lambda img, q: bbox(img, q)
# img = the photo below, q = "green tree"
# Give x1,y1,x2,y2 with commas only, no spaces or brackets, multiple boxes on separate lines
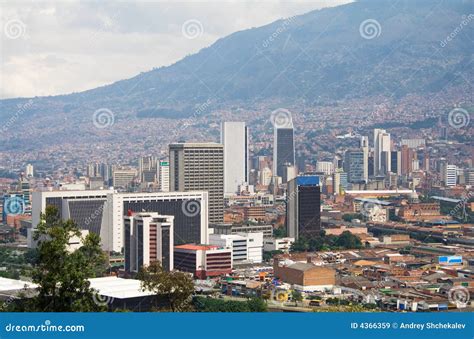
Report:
10,206,108,312
291,290,303,306
273,228,287,238
138,261,194,312
336,231,362,249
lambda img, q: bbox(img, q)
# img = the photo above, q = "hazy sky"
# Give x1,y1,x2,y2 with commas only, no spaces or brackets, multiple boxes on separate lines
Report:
0,1,351,99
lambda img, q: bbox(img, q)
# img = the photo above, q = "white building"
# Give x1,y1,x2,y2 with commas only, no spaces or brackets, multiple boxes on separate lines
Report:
25,164,34,177
209,232,263,264
159,160,170,192
316,161,334,175
30,190,209,252
263,237,295,253
374,129,391,176
444,165,457,187
221,122,249,195
260,167,272,186
112,169,137,188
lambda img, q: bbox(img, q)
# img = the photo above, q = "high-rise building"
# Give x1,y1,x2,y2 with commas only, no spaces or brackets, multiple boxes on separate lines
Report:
124,212,174,273
221,122,249,195
287,176,321,239
259,167,272,186
30,190,209,251
139,156,158,184
332,171,348,195
344,150,367,183
112,169,137,188
25,164,34,178
401,145,416,175
444,165,457,187
316,161,334,175
390,151,402,175
374,129,391,176
169,143,224,224
360,136,369,181
159,160,170,192
273,120,295,182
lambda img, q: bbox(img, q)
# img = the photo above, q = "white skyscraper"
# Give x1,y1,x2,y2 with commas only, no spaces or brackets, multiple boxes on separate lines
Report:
444,165,457,187
159,160,170,192
360,136,369,182
221,122,249,194
374,129,391,176
25,164,34,177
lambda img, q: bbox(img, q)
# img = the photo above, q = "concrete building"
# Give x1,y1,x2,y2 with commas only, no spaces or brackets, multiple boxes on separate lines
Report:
444,165,457,187
316,161,334,175
169,143,224,224
273,257,336,292
263,237,294,253
25,164,34,177
139,156,158,185
113,169,137,188
221,122,249,195
124,212,174,272
30,190,209,252
211,223,273,238
287,176,321,239
344,149,367,183
332,171,348,195
374,129,391,176
159,160,170,192
259,167,272,186
174,244,232,279
209,232,263,264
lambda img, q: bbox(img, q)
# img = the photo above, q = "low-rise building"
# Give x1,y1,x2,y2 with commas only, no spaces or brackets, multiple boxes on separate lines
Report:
174,244,232,279
209,232,264,264
263,237,295,253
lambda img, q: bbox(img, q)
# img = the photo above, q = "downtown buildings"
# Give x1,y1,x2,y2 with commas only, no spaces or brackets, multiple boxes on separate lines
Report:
29,189,209,252
273,117,295,182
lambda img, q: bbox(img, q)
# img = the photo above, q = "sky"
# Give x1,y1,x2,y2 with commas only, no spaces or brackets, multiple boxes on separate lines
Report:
0,0,351,99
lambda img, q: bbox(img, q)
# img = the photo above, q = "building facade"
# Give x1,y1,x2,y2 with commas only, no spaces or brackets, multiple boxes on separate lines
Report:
124,212,174,273
169,143,224,224
221,122,249,195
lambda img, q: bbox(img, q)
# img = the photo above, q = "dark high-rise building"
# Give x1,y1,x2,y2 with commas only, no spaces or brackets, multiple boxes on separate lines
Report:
287,176,321,239
273,122,295,181
390,151,401,175
343,150,367,183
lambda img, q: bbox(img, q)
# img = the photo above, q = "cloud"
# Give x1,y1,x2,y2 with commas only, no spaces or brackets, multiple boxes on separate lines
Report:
0,0,351,99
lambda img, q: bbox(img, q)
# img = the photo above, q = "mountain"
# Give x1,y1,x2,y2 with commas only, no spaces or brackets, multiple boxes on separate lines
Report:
1,0,473,126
